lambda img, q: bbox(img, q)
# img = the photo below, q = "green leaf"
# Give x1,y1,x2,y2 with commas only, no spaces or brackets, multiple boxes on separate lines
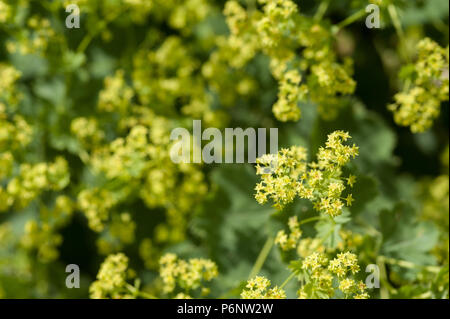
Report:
315,218,341,249
380,203,439,266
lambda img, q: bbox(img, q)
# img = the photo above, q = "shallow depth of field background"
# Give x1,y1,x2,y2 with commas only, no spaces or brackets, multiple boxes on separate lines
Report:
0,0,449,299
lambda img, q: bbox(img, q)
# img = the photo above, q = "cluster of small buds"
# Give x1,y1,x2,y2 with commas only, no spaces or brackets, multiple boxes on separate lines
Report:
275,216,302,251
299,251,369,299
298,253,334,299
62,0,153,24
0,115,33,153
0,1,11,23
98,70,134,114
255,131,358,217
167,0,211,32
90,125,150,180
77,112,207,241
159,253,218,296
255,146,308,209
305,131,358,217
70,117,105,148
132,37,224,127
217,0,356,122
73,102,208,242
77,188,117,232
21,220,62,263
328,252,360,277
223,1,248,36
338,278,368,297
297,230,363,258
2,157,70,212
297,237,326,258
256,0,298,55
308,58,356,119
1,65,32,156
90,253,134,299
272,70,307,122
6,15,57,56
389,38,449,133
240,276,286,299
302,252,330,272
336,230,364,252
0,152,13,180
0,63,22,109
316,131,359,170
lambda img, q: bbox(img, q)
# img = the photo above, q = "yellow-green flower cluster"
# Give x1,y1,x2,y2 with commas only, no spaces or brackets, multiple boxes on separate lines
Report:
6,15,57,56
275,216,302,251
216,0,356,122
0,152,13,181
60,2,218,248
272,70,307,122
90,253,134,299
327,251,360,277
167,0,210,32
0,63,22,109
133,37,224,127
0,65,31,159
70,117,105,149
61,0,153,26
297,230,364,258
76,110,208,241
159,253,218,296
90,125,150,180
0,1,12,23
255,131,358,216
297,237,326,258
77,188,117,232
389,38,449,132
21,220,63,263
2,157,70,212
0,115,33,153
255,146,308,209
298,251,368,299
98,70,134,114
241,276,286,299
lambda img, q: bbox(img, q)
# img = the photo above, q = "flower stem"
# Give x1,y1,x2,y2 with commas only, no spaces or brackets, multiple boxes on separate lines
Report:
333,8,366,34
387,4,410,63
248,236,274,279
314,0,330,21
378,255,441,273
126,284,158,299
298,216,323,226
280,272,296,289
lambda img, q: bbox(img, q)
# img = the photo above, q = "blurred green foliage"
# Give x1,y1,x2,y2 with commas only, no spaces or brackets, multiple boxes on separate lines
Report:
0,0,448,299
